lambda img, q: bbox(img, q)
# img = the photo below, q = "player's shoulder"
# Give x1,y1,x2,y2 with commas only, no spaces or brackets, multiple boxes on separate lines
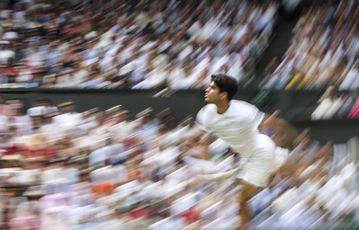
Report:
198,104,217,115
230,100,258,111
196,104,216,124
196,104,217,131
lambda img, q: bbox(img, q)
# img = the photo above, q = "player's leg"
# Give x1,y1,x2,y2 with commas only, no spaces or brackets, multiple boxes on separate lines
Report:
235,135,280,229
235,179,262,230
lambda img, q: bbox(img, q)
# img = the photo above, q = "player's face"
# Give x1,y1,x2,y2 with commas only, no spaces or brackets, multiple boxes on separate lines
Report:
205,82,222,103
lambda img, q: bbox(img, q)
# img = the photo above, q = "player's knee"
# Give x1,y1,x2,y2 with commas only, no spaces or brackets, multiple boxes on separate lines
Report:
236,180,261,202
237,191,254,204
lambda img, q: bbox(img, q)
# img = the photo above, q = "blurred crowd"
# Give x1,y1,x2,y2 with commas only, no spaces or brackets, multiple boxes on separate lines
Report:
0,0,277,89
0,98,358,229
262,1,358,90
0,0,358,229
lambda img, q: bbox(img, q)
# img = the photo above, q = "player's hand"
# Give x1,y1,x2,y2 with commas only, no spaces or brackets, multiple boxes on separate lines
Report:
192,174,210,184
186,175,205,188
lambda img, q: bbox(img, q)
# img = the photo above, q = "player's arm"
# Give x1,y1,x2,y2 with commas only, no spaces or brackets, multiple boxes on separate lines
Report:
259,111,299,149
196,129,216,145
258,111,279,133
195,107,217,145
197,167,241,183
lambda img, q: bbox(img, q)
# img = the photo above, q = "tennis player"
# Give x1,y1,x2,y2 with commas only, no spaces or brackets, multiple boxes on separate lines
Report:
196,74,295,229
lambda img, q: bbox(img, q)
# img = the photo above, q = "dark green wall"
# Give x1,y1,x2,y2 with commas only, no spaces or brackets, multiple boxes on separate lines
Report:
1,89,357,143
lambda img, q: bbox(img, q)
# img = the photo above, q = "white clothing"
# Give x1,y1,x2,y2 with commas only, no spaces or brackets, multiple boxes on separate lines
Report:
53,112,81,128
0,115,32,135
0,49,15,64
196,100,265,157
196,100,287,186
72,69,89,85
55,74,74,88
132,69,166,89
339,67,359,91
90,165,127,185
167,68,190,89
14,115,33,135
311,98,333,120
27,106,46,117
16,70,33,83
3,31,18,40
39,123,66,142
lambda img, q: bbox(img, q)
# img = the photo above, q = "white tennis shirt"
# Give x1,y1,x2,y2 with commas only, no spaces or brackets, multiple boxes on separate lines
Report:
196,100,266,158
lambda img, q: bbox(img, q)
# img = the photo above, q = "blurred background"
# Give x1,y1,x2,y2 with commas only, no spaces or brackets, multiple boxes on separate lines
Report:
0,0,358,229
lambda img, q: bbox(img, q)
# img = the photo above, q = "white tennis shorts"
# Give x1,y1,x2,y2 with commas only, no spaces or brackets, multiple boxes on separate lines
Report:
237,134,288,187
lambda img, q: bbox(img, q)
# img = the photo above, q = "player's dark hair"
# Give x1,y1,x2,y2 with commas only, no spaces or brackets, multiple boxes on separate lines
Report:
211,74,238,101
